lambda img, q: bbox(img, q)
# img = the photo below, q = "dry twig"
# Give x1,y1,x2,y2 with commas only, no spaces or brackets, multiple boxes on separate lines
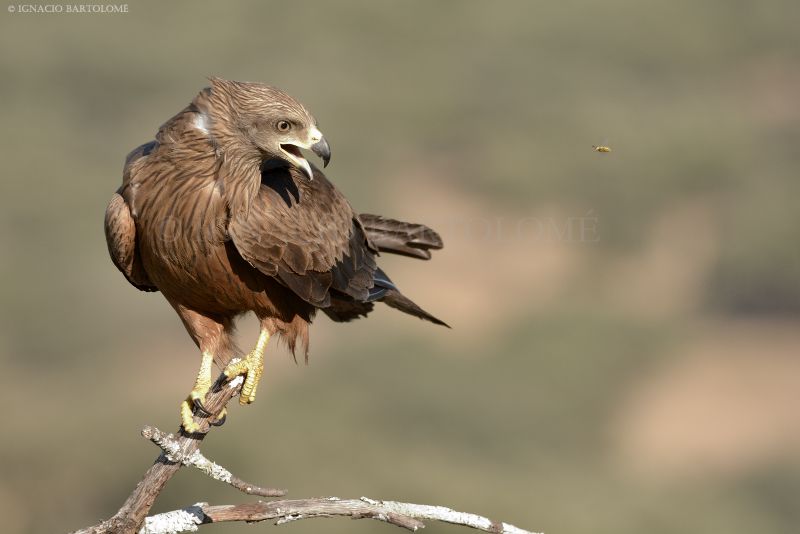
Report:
69,371,539,534
141,425,286,497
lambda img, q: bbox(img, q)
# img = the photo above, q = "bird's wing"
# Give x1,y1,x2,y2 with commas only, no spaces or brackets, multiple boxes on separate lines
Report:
104,191,157,292
104,140,159,292
358,214,443,259
228,166,377,308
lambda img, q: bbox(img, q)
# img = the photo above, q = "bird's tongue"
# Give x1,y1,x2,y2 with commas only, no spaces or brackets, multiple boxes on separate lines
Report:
280,144,303,158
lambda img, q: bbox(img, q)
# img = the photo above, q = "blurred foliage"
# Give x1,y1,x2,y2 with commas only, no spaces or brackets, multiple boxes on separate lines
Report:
1,1,799,534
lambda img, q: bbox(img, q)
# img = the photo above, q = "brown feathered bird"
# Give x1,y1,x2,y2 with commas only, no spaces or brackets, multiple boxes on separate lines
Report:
105,78,447,433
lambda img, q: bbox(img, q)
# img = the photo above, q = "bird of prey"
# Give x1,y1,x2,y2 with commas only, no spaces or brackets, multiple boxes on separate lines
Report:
105,78,447,433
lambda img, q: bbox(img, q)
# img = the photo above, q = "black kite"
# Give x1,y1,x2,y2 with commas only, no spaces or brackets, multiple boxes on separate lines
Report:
104,78,446,432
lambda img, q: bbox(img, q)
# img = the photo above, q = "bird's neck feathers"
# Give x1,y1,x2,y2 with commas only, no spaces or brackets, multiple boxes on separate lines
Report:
190,87,263,219
218,151,262,220
191,88,250,159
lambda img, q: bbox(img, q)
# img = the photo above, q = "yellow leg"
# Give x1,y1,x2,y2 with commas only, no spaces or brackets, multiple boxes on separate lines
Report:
180,351,219,433
224,329,270,406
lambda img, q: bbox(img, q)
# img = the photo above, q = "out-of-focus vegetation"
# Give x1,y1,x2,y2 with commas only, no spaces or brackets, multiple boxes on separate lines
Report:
1,2,799,533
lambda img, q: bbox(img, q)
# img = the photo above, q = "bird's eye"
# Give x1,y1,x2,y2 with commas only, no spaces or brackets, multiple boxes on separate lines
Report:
277,120,291,132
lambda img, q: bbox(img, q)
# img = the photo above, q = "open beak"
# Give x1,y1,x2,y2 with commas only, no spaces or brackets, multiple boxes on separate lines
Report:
279,126,331,180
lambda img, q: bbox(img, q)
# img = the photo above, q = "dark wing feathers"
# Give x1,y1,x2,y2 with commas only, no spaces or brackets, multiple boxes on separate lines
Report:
321,298,375,322
278,266,333,307
358,214,443,260
224,165,446,326
228,166,376,307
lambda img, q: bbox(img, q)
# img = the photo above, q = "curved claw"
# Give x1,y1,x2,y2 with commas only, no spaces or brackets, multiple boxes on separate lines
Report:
181,426,204,437
209,411,227,427
181,399,204,435
192,396,214,417
211,373,228,393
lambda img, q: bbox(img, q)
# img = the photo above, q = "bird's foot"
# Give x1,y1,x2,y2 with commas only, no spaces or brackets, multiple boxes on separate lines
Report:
223,349,265,406
180,397,203,434
179,352,226,433
180,395,227,434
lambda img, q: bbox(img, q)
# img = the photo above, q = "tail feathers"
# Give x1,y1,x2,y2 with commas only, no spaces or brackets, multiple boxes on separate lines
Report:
381,288,450,328
359,214,443,260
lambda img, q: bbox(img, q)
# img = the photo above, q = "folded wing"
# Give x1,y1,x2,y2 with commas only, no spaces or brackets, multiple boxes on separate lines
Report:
228,166,377,308
104,191,157,292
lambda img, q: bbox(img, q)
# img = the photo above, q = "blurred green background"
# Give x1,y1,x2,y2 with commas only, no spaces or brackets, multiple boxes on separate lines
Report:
2,1,800,533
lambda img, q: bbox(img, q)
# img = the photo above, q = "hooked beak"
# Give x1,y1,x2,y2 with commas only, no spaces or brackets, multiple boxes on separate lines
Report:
279,126,331,180
311,137,331,168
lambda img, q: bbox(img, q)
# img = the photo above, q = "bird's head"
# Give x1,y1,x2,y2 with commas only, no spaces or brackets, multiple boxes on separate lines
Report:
202,77,330,180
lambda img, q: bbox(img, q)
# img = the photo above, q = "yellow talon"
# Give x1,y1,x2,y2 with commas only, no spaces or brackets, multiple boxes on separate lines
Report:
180,351,215,433
180,329,269,431
181,398,202,433
223,329,269,406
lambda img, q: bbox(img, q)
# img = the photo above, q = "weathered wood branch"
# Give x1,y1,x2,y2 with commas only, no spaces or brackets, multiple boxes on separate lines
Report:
141,425,286,497
141,497,539,534
69,372,248,534
69,370,539,534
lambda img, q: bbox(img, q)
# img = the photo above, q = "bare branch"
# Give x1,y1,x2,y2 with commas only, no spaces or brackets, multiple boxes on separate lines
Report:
141,497,540,534
70,371,539,534
69,372,248,534
142,426,286,497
